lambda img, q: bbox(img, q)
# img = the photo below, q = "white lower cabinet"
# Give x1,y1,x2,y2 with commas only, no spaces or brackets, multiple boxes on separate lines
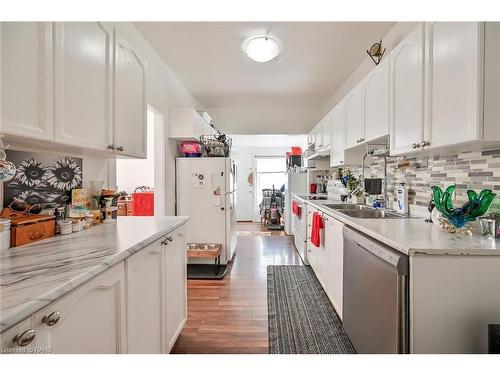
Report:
165,227,188,352
125,239,165,354
31,262,126,354
1,319,34,354
125,226,187,354
2,224,187,354
305,207,344,320
323,214,344,320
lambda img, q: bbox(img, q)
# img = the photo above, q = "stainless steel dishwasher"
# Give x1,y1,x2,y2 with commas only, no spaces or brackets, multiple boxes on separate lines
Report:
343,226,409,353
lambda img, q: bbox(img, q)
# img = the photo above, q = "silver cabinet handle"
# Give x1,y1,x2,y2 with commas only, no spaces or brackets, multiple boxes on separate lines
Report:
420,141,430,147
13,329,36,346
340,160,344,164
116,146,124,152
412,143,421,149
161,239,168,246
42,311,60,327
107,144,116,150
166,236,173,242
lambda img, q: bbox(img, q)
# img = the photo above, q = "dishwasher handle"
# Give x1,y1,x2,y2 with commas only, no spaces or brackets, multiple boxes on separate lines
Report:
343,226,409,275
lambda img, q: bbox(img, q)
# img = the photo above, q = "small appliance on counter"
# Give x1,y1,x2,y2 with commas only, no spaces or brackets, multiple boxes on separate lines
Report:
394,182,408,215
327,180,350,201
479,214,500,239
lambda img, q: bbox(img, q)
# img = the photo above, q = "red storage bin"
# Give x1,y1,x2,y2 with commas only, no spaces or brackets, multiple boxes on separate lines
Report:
131,192,154,216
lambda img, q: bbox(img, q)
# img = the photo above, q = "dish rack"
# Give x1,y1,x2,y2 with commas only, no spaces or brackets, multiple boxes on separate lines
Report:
199,135,232,157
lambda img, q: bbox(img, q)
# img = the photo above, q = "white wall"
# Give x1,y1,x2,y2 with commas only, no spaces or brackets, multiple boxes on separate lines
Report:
321,22,420,117
206,106,322,134
116,111,156,194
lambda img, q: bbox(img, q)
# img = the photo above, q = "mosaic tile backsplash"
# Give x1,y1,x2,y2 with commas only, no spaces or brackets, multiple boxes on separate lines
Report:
356,149,500,209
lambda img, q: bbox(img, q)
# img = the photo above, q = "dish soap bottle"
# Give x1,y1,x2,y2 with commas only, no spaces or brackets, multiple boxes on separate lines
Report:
395,183,408,215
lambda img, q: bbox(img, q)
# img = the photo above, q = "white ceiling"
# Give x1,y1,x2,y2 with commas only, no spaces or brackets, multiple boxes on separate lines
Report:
134,22,395,132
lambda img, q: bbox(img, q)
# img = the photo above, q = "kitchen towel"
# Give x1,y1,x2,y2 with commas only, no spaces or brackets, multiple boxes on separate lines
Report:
310,212,324,247
292,200,301,216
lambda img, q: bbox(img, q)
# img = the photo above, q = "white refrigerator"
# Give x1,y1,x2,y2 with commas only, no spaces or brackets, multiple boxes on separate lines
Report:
176,157,237,264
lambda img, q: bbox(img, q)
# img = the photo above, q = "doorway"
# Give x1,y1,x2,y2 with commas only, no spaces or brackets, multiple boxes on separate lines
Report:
232,153,254,221
254,157,287,223
116,105,165,216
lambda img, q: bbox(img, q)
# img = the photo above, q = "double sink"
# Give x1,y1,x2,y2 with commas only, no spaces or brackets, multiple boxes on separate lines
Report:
321,203,407,219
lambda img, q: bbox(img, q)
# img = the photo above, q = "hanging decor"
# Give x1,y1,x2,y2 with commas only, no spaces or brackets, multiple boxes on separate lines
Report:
366,40,386,65
4,150,83,208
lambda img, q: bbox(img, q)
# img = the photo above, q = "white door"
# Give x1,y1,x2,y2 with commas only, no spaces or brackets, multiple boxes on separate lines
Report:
1,22,53,140
324,215,344,320
114,32,147,158
125,239,164,353
164,226,187,352
364,56,390,141
426,22,482,149
233,154,254,221
330,102,346,167
31,263,126,354
53,22,112,151
390,24,425,155
344,82,364,148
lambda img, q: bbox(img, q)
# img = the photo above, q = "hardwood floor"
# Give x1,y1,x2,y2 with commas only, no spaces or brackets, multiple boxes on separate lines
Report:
171,222,303,354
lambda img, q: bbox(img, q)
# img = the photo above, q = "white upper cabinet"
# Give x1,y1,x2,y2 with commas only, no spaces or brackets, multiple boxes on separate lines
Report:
114,31,147,158
169,108,215,140
321,111,332,149
53,22,112,150
344,82,364,149
390,23,425,155
425,22,483,149
363,56,390,142
1,22,53,140
330,101,346,167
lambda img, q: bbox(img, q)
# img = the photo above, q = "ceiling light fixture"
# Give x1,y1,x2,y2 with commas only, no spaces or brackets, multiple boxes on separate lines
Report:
243,36,280,63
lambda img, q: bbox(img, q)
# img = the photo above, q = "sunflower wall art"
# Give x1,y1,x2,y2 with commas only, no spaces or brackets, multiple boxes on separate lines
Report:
3,150,83,207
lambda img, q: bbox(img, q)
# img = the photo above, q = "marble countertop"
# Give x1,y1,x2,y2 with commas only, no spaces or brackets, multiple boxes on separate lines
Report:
293,194,500,256
0,216,189,333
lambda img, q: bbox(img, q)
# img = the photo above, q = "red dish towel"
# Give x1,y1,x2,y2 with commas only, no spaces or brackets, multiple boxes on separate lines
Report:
292,200,301,216
311,212,324,248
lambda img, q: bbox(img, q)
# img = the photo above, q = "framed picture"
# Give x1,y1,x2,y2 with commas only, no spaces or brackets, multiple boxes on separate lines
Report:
4,150,83,207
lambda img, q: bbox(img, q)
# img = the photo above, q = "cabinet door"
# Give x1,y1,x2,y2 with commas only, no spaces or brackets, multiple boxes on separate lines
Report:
390,24,425,155
322,112,332,148
324,215,344,320
364,57,390,141
344,83,364,148
306,207,316,269
0,319,34,354
164,226,187,352
330,102,346,167
125,239,164,353
0,22,53,140
426,22,482,149
314,123,323,149
114,32,147,158
53,22,112,150
31,263,126,354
